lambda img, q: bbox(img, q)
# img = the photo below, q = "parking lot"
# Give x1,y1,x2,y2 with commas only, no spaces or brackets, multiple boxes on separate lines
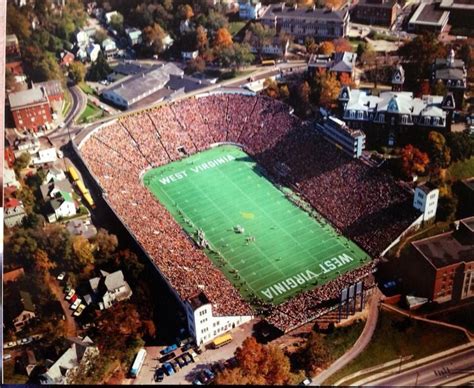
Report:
132,319,258,385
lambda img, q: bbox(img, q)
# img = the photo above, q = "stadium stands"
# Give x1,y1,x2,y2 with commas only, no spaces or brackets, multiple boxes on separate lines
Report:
79,93,418,332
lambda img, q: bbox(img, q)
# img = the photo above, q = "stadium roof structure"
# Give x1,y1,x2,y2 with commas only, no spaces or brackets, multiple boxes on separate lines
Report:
412,216,474,269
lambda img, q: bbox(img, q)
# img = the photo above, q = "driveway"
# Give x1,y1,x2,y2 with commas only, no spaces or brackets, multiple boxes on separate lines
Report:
48,278,78,337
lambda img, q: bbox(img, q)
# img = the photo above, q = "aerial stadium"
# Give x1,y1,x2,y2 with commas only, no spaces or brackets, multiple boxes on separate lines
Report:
76,91,422,343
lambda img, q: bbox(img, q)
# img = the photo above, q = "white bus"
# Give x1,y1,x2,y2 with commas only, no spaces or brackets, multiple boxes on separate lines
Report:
130,348,147,378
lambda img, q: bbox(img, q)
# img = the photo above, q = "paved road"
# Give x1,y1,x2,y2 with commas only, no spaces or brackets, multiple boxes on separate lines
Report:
367,347,474,386
48,277,79,337
311,289,382,386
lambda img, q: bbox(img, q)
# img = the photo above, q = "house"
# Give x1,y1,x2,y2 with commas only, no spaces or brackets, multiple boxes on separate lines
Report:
400,216,474,304
48,191,77,221
431,49,467,108
259,3,350,42
407,1,450,34
43,167,67,184
41,336,99,384
338,87,455,145
105,10,119,25
9,291,36,332
4,167,21,189
413,184,439,221
6,34,20,58
391,64,405,91
59,51,75,67
89,270,133,309
8,87,53,131
101,38,118,59
4,267,25,283
352,0,400,27
185,292,253,346
125,28,142,46
308,51,357,80
40,178,74,202
66,219,98,239
86,43,102,62
32,148,59,165
14,137,40,158
5,61,27,88
34,80,64,112
239,0,263,20
75,30,90,47
4,198,27,228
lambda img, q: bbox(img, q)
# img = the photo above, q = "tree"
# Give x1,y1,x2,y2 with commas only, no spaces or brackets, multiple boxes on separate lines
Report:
109,13,124,33
205,10,228,32
446,132,473,162
14,152,31,173
400,144,430,178
69,61,86,84
298,332,330,375
319,72,341,108
143,23,167,55
7,4,31,41
263,78,280,99
92,228,118,259
427,131,451,170
233,43,254,68
458,43,471,69
318,41,335,55
213,27,233,49
186,56,206,74
431,80,447,96
297,81,311,107
37,225,72,265
248,22,275,57
279,84,290,100
5,229,38,269
437,194,458,222
333,38,352,53
356,42,366,60
87,52,112,82
94,30,108,45
305,37,318,54
178,4,194,20
72,236,95,269
33,249,56,276
339,72,354,87
196,25,209,53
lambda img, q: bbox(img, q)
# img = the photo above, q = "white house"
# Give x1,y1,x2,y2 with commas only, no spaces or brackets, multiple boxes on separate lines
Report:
125,28,142,46
4,167,21,189
32,148,58,165
101,38,117,58
75,30,90,47
89,270,133,310
43,167,67,184
4,198,27,228
87,43,101,62
239,0,262,19
184,292,253,346
49,191,76,221
413,184,439,221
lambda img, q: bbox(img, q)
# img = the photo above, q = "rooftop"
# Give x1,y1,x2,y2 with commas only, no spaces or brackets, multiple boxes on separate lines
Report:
439,0,474,10
8,87,49,109
409,1,450,26
357,0,397,8
261,3,348,22
35,80,63,97
412,216,474,268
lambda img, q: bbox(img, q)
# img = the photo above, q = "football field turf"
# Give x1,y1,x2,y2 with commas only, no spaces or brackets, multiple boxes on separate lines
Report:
143,145,370,305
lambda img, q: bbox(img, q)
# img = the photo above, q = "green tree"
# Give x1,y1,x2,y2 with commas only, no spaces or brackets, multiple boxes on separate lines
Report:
204,10,228,32
69,61,86,84
109,13,124,33
305,37,318,54
248,22,275,57
437,194,458,222
6,4,31,41
298,332,330,375
14,152,31,173
94,30,109,45
446,132,473,162
37,225,72,266
72,236,95,269
92,228,118,259
5,228,38,269
87,52,112,81
427,131,451,171
431,80,447,96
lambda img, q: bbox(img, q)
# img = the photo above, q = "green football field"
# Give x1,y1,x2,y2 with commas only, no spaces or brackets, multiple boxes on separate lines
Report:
143,145,370,305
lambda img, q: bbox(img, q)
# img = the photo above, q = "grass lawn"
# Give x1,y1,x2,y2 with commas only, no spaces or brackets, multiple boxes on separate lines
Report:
229,21,246,36
78,102,106,124
429,302,474,333
323,309,469,385
322,321,365,362
78,81,95,95
448,156,474,181
218,69,255,82
62,89,72,117
143,145,370,305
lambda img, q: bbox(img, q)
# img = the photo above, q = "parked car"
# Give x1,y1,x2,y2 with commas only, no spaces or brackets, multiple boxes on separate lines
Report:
163,362,174,376
199,371,210,384
193,346,203,355
69,294,78,304
73,304,86,316
64,285,72,294
3,354,12,361
192,378,203,385
160,344,178,355
176,356,186,368
20,338,29,345
65,289,75,301
190,350,199,362
154,368,164,382
170,359,180,373
71,298,82,310
299,378,312,385
159,352,176,364
203,368,215,381
4,341,16,349
182,342,193,351
183,353,193,364
57,272,66,280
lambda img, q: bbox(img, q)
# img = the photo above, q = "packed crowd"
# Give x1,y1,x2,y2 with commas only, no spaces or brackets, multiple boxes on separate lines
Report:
79,93,418,331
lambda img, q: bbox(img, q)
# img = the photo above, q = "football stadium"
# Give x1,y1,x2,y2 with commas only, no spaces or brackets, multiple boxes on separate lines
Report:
143,145,370,305
77,92,420,335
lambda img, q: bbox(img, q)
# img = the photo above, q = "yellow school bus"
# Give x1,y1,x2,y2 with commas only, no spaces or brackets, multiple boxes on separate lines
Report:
68,166,79,181
261,59,276,66
83,192,95,208
212,333,232,349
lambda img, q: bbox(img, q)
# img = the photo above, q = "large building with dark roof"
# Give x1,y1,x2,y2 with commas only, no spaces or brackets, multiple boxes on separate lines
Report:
407,0,450,34
259,3,349,42
402,217,474,304
352,0,400,27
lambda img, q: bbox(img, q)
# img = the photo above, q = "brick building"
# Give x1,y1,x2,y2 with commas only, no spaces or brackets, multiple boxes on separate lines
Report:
8,87,53,131
353,0,400,27
259,3,349,42
401,217,474,304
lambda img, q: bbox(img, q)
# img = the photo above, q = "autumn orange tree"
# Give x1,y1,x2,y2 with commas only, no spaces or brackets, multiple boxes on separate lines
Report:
400,144,430,179
318,72,341,108
318,41,335,55
215,337,296,385
297,331,330,376
213,27,233,49
333,38,352,53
